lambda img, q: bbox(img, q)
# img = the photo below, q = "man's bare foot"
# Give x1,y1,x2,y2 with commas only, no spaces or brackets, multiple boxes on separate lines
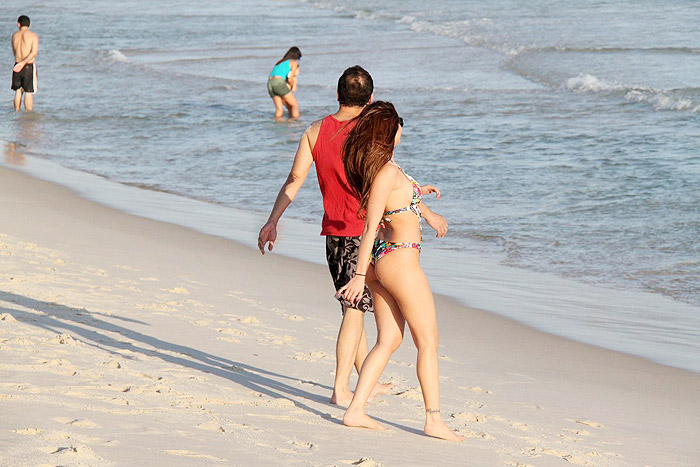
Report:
368,381,394,401
330,389,353,407
343,408,388,431
425,417,465,442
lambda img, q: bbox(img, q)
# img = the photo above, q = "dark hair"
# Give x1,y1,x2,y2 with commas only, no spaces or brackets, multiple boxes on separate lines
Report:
276,46,302,65
337,66,373,107
343,101,401,216
18,16,30,27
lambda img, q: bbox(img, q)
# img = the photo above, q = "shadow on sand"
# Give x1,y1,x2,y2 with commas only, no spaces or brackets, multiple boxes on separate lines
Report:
0,290,418,434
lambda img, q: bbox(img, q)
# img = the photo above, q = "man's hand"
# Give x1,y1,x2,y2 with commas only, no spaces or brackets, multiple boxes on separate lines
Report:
423,210,448,238
257,221,278,255
420,184,441,199
13,63,24,73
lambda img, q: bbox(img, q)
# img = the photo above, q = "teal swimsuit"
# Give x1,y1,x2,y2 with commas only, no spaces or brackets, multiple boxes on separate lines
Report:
268,60,293,98
371,166,423,264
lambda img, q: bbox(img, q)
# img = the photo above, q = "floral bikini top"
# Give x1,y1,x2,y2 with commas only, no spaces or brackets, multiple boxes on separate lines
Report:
382,164,422,222
371,164,423,264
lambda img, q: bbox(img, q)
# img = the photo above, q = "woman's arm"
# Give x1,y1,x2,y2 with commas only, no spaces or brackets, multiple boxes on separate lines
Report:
338,164,396,304
287,60,299,92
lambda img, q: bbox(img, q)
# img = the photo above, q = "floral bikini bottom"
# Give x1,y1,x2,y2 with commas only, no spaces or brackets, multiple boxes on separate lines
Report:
370,239,422,264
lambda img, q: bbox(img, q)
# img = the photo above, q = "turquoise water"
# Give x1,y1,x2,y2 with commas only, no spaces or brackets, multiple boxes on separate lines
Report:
1,0,699,371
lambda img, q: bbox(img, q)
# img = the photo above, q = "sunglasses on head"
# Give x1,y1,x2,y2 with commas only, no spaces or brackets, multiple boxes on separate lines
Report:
398,117,404,127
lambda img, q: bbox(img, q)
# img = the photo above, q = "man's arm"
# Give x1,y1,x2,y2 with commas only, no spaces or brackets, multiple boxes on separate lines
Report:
257,126,315,254
421,202,448,238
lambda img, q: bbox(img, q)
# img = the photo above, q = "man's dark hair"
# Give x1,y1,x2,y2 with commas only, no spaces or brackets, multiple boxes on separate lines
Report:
337,66,373,107
17,16,30,27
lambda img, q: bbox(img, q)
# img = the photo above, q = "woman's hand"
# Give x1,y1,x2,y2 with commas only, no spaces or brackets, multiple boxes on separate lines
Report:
420,184,441,199
337,275,366,305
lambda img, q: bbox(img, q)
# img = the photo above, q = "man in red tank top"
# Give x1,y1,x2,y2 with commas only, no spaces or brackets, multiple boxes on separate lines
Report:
258,66,448,406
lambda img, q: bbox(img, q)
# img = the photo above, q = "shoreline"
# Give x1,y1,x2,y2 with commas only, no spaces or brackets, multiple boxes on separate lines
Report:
2,147,700,374
1,163,700,465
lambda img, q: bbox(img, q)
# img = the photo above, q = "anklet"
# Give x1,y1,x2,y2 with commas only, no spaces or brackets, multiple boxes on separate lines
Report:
426,408,440,414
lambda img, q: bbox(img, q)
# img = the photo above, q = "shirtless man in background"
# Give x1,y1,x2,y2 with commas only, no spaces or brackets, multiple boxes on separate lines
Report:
11,15,39,111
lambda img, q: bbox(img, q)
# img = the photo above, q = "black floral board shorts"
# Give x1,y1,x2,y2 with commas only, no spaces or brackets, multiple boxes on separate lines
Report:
325,235,373,313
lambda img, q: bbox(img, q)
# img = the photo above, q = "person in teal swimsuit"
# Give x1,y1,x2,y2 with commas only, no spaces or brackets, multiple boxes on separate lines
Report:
267,46,301,119
338,101,464,442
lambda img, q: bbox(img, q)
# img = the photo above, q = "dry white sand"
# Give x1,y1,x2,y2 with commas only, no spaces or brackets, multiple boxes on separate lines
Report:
1,166,699,467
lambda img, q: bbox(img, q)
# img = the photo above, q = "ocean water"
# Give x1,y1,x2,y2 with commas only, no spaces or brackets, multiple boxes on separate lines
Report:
1,0,699,371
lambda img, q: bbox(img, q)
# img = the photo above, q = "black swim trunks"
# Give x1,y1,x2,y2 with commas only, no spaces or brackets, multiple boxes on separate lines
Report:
325,235,373,313
11,63,37,93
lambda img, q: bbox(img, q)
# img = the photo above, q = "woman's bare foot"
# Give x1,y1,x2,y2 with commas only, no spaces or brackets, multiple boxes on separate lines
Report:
343,408,388,431
424,413,465,442
368,381,394,401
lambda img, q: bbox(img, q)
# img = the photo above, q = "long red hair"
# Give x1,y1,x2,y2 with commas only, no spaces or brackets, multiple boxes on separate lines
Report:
343,101,401,217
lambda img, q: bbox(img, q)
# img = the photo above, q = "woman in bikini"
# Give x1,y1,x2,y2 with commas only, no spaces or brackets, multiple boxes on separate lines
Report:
338,101,464,442
267,46,301,119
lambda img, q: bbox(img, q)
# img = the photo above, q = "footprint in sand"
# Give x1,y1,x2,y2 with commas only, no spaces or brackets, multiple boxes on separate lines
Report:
394,387,423,401
102,360,123,369
193,319,213,326
140,302,177,313
573,419,603,428
68,419,100,428
48,444,104,462
165,287,190,294
255,331,295,345
13,428,44,435
457,429,495,440
291,350,331,362
452,411,486,423
196,421,225,433
510,422,530,432
504,462,535,467
340,458,384,467
217,336,240,344
217,328,246,336
163,450,226,462
562,451,612,465
52,334,79,346
238,316,261,325
563,428,592,437
458,385,493,394
290,440,316,450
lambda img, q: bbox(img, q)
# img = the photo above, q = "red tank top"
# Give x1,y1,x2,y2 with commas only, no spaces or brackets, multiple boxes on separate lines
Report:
312,115,364,236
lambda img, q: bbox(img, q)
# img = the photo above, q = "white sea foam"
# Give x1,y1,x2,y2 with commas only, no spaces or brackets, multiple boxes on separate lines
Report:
567,74,700,112
566,74,626,93
625,90,696,111
108,49,128,63
399,17,524,57
303,0,392,21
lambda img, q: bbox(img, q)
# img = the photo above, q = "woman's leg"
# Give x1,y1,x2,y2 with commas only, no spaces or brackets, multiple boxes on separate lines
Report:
272,96,285,119
343,271,405,430
375,249,464,441
282,92,299,119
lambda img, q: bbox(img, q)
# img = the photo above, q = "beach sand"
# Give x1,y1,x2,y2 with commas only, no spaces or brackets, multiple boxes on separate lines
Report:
1,165,699,467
